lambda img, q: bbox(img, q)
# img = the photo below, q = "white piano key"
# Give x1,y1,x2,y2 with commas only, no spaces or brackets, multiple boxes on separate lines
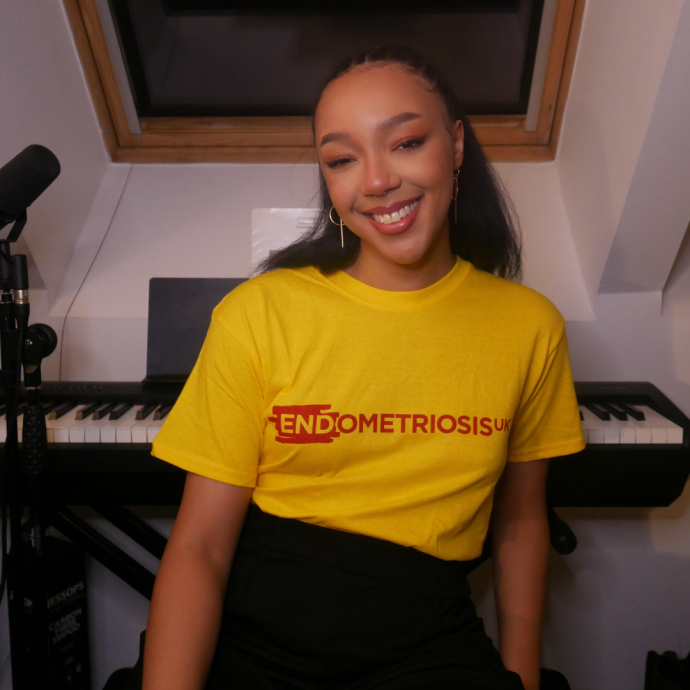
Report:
52,408,91,444
583,406,621,443
67,405,97,443
626,405,667,444
116,405,145,443
84,417,110,443
131,417,156,444
635,405,684,444
580,407,605,444
607,414,638,444
101,407,139,444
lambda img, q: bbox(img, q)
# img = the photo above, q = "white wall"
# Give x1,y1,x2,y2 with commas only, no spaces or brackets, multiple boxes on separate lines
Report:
557,0,685,299
0,0,109,305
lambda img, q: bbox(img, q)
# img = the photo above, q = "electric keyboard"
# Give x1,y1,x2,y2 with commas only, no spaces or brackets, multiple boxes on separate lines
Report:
2,381,689,508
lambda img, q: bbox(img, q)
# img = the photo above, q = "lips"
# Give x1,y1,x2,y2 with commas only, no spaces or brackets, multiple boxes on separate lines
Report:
363,196,423,235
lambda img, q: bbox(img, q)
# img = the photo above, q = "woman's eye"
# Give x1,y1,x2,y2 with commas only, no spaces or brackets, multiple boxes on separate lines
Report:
326,157,354,169
396,137,425,151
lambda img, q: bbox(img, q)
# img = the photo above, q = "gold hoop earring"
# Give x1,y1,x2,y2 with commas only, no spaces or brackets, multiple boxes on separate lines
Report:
452,169,460,223
329,205,344,248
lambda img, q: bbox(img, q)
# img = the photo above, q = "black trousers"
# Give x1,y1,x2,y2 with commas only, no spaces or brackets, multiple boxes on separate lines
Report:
205,503,524,689
127,503,525,690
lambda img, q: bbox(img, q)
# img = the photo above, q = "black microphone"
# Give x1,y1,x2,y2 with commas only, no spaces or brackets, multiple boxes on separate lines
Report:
0,145,61,221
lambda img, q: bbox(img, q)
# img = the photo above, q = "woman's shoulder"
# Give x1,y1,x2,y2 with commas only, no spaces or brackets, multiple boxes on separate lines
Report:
467,267,565,334
212,267,322,323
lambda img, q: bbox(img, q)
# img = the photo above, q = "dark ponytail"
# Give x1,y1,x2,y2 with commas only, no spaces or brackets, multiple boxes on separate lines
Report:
259,45,522,281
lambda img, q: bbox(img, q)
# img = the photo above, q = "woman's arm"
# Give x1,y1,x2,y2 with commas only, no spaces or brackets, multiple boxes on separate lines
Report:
142,472,253,690
491,457,551,690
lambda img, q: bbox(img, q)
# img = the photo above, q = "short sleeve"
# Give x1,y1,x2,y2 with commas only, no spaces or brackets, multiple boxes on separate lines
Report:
507,327,585,463
151,314,264,486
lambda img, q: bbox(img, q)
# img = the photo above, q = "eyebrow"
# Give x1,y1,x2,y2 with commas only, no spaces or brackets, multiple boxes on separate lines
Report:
319,112,423,147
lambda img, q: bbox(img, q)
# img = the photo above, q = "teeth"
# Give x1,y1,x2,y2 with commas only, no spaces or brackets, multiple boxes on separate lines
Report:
372,199,419,225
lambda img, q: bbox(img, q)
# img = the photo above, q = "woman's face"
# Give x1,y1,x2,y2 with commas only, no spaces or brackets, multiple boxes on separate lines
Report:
315,63,464,271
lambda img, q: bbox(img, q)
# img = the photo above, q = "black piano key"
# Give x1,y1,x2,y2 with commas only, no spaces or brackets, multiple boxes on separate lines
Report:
136,403,158,421
0,405,5,416
49,402,78,420
76,402,101,420
579,409,583,420
153,404,172,421
93,402,117,420
585,403,610,421
615,402,646,421
600,403,627,421
41,401,61,416
109,403,134,421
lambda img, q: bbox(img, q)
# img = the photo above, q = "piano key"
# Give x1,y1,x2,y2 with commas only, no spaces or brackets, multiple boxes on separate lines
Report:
116,406,146,443
84,416,110,443
600,402,627,421
635,406,684,444
110,402,134,421
584,403,611,421
49,402,78,420
69,406,100,443
75,402,101,420
147,407,171,443
42,401,61,416
580,407,616,443
101,407,139,443
93,402,117,420
614,402,646,421
153,404,173,421
131,417,157,443
136,403,158,421
52,408,90,443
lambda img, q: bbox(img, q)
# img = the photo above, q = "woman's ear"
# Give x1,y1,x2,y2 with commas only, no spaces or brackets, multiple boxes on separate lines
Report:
453,120,464,169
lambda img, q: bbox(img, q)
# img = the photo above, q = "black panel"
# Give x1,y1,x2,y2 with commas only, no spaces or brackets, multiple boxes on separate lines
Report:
146,277,246,381
162,0,520,13
108,0,544,117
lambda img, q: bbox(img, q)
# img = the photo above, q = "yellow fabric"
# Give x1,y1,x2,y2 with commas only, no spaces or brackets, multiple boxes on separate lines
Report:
152,257,585,561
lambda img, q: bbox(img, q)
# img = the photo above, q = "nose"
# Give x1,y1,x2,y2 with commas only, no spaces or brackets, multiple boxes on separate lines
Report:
360,153,401,198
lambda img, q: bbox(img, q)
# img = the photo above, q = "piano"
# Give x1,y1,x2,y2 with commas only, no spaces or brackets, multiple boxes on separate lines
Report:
2,380,689,509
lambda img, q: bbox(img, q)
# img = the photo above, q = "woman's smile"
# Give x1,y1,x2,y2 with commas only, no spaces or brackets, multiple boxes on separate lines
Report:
360,196,423,235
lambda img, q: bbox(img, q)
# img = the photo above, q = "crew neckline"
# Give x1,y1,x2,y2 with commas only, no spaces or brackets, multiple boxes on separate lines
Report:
311,256,472,311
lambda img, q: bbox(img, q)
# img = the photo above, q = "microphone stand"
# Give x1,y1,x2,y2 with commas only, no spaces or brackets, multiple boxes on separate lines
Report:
0,219,57,690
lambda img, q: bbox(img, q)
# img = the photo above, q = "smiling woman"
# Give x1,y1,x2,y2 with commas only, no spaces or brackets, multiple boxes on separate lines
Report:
139,45,585,690
259,46,522,286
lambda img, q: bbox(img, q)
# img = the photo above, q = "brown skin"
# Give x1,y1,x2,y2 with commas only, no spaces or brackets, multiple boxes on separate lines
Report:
143,63,547,690
142,475,253,690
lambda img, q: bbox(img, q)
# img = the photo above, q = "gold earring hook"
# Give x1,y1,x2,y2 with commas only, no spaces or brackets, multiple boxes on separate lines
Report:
329,205,344,248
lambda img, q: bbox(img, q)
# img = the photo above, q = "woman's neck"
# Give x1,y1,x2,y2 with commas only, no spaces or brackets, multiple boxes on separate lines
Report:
344,235,456,292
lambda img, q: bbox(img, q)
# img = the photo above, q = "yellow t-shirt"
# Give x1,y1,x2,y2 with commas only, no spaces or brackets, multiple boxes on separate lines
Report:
152,257,585,561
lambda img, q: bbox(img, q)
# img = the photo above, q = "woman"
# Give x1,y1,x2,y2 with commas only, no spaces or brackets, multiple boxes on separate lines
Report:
142,46,585,690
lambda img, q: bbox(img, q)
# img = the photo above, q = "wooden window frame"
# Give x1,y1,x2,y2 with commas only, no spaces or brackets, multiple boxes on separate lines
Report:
64,0,585,164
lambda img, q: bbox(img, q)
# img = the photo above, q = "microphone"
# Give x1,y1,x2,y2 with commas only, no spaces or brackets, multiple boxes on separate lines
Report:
0,145,61,222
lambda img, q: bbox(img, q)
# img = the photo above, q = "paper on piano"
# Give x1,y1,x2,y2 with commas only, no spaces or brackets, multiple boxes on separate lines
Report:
251,208,319,271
